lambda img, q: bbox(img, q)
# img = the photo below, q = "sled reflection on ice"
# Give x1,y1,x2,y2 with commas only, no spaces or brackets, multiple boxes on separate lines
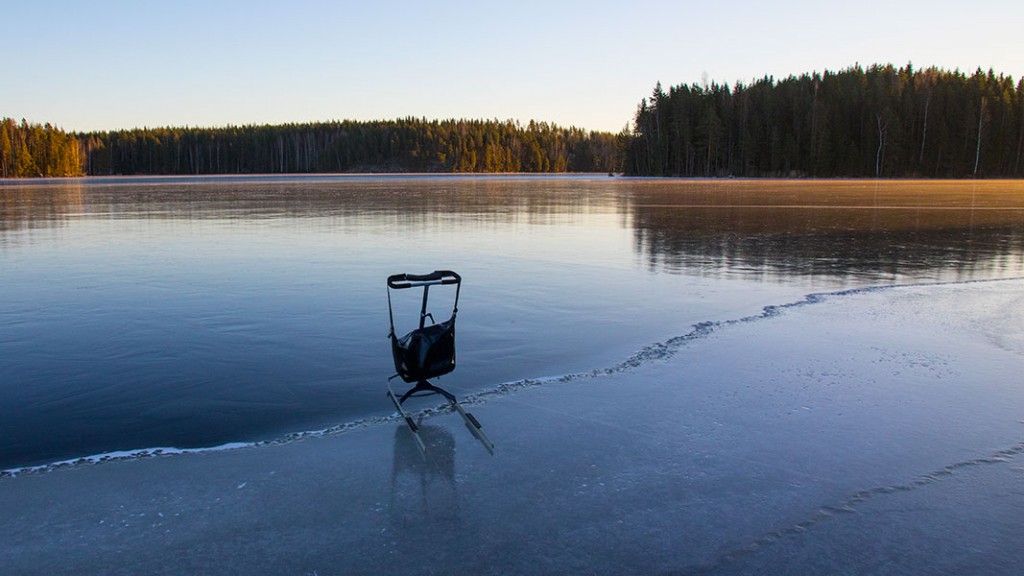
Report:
389,420,459,529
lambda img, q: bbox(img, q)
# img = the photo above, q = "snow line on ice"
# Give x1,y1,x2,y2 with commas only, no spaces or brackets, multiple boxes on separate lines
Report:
0,407,467,479
0,443,253,479
682,440,1024,575
4,277,1020,479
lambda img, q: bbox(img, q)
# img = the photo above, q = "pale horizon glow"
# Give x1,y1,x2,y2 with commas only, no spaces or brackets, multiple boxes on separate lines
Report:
4,0,1023,134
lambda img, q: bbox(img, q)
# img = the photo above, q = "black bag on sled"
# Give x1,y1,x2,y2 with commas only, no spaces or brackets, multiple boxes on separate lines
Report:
391,317,456,383
387,270,461,383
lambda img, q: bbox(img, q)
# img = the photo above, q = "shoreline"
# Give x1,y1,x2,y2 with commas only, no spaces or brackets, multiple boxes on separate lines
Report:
4,173,1024,185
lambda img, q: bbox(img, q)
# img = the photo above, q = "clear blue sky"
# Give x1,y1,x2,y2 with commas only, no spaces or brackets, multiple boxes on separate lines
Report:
4,0,1022,134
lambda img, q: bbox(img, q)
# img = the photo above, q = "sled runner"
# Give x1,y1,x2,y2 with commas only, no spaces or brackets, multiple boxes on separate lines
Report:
386,270,493,454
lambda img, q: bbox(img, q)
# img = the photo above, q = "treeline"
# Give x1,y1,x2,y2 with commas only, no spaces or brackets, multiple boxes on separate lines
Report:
0,118,83,177
623,64,1024,178
78,118,618,175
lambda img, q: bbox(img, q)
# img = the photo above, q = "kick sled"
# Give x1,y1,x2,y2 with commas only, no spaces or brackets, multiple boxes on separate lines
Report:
386,270,493,454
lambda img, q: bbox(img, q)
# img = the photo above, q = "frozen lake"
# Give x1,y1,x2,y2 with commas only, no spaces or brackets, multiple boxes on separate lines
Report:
1,277,1022,575
2,176,1024,470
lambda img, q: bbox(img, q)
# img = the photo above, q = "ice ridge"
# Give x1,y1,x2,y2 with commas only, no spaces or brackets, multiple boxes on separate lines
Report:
466,282,906,399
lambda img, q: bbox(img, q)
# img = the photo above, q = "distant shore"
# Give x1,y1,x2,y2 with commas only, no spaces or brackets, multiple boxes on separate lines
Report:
5,172,1024,184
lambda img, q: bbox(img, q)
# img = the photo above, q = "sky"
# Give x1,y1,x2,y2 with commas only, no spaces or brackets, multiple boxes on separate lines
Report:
3,0,1023,134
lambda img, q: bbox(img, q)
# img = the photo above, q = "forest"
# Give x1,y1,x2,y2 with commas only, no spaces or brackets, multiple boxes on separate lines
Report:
0,118,83,177
0,117,617,177
622,64,1024,178
77,118,620,175
4,63,1024,179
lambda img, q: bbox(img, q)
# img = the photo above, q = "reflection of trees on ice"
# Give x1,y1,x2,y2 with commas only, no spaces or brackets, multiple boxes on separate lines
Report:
389,421,459,530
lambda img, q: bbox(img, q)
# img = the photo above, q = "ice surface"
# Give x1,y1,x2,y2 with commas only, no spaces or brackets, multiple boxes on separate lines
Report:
2,280,1023,575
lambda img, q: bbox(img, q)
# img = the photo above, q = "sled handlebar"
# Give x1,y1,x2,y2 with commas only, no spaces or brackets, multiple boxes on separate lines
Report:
387,270,461,289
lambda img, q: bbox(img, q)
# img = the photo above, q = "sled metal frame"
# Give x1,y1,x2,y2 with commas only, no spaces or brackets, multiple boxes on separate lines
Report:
386,271,494,454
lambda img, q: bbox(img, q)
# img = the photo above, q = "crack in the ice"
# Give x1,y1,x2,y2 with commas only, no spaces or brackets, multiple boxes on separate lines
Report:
470,284,894,398
681,441,1024,575
472,278,1021,401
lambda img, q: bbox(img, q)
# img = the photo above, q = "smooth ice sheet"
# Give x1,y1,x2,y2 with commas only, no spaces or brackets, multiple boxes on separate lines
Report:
2,280,1022,575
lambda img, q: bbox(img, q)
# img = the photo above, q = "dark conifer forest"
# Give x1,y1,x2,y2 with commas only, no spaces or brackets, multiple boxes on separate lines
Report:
4,63,1024,178
76,118,619,176
622,64,1024,178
